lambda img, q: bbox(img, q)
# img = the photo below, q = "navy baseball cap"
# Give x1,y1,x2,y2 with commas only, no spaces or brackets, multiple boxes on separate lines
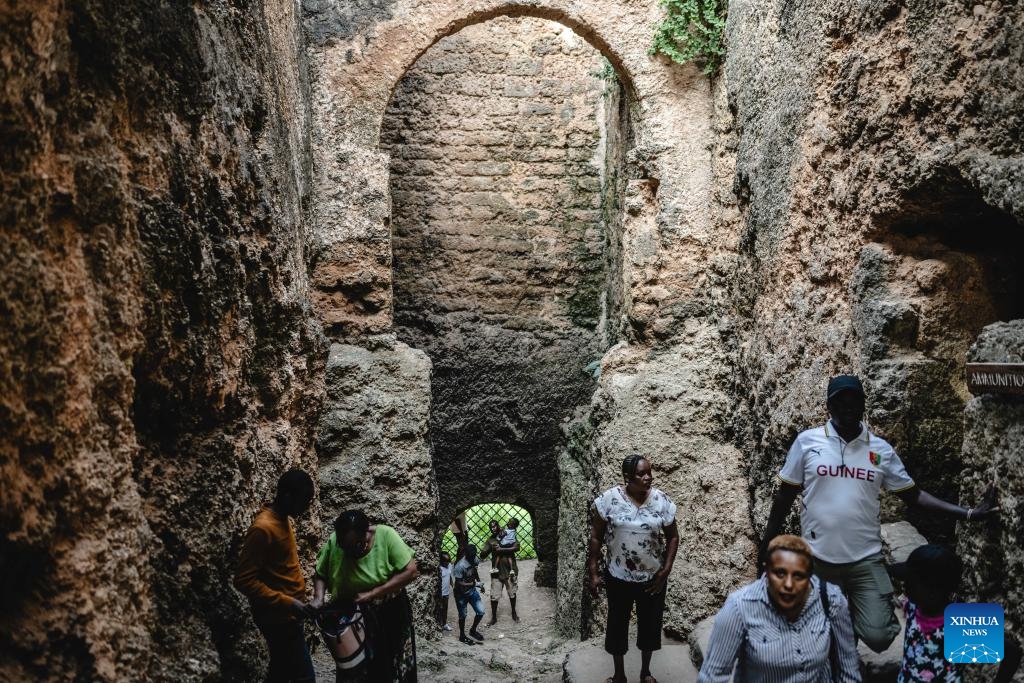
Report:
827,375,864,400
889,543,962,593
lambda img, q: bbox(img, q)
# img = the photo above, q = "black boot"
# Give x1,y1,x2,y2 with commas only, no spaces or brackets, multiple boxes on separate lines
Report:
489,599,498,625
458,617,475,645
469,614,485,641
510,596,520,622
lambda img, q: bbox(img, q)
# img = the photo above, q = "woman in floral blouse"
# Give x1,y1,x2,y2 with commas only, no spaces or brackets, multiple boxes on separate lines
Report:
587,454,679,683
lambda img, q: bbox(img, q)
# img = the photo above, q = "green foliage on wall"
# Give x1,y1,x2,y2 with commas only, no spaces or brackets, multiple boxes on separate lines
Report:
650,0,727,75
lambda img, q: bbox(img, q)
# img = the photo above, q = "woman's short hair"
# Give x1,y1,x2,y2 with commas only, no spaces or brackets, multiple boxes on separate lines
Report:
621,453,647,478
334,509,370,538
767,534,813,561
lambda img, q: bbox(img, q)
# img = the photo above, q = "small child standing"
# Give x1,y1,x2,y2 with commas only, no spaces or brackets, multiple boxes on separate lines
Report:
891,543,1020,683
437,552,453,632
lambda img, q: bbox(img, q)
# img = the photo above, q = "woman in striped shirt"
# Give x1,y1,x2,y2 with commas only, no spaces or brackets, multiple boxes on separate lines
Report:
698,535,861,682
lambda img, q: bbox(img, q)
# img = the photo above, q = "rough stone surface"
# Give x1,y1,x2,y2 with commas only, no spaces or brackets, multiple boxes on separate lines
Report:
559,330,756,640
303,0,724,642
303,0,716,342
564,637,697,683
6,0,1023,677
959,320,1024,679
687,616,715,672
879,520,928,564
726,0,1024,554
399,559,577,683
317,339,439,624
382,18,609,585
1,1,325,681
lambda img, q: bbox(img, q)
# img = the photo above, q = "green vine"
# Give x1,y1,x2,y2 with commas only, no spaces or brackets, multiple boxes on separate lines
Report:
649,0,727,76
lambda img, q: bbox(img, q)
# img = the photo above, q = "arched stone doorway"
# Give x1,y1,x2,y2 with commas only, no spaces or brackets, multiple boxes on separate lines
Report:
381,15,630,586
308,0,721,637
442,502,539,560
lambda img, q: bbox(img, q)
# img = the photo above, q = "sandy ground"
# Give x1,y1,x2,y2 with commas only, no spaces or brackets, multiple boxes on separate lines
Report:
312,559,581,683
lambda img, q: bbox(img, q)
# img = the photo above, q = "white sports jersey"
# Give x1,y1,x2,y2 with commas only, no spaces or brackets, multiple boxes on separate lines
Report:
779,421,915,563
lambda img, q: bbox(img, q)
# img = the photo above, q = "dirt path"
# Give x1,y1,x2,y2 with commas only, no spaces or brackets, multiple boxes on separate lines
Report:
313,559,578,682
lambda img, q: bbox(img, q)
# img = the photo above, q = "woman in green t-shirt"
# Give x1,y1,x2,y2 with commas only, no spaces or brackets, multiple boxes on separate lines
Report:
312,510,419,683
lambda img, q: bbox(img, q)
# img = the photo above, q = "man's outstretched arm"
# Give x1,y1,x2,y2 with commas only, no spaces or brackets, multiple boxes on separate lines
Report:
896,480,999,521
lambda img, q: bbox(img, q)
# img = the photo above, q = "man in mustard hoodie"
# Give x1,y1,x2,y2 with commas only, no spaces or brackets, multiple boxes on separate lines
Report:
234,468,316,682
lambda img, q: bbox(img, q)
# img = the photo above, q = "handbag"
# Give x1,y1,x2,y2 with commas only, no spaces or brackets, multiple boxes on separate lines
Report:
317,602,369,671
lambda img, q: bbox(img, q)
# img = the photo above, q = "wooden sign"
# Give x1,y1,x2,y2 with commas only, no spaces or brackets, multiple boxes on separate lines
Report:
966,363,1024,396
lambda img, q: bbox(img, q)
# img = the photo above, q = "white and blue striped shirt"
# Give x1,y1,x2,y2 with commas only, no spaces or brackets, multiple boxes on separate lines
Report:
698,576,861,682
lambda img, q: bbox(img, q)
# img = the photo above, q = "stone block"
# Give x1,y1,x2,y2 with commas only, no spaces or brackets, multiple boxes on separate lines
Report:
880,520,928,564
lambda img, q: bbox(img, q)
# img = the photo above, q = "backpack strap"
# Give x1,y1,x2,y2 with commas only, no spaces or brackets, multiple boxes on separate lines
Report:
819,578,839,681
820,576,831,615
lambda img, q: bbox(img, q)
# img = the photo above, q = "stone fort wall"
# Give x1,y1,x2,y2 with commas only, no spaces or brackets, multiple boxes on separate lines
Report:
724,0,1024,654
383,17,609,586
2,0,1022,679
1,0,324,680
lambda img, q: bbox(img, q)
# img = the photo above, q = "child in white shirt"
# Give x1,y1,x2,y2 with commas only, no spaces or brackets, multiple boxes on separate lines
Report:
499,518,519,551
437,552,453,631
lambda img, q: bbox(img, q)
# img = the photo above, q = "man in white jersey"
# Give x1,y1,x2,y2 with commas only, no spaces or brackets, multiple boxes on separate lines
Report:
760,375,998,652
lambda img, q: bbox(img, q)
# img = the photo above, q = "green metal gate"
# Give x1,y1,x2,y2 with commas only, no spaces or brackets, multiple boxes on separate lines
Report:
441,502,536,559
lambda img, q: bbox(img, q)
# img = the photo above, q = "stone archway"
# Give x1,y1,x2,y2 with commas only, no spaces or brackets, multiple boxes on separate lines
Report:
382,15,628,587
307,0,727,638
303,0,715,341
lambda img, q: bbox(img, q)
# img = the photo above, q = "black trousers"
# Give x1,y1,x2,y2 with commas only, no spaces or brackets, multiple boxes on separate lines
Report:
256,620,314,683
603,571,666,655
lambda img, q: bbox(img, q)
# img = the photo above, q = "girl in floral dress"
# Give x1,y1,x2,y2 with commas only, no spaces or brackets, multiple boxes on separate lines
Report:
891,543,1019,683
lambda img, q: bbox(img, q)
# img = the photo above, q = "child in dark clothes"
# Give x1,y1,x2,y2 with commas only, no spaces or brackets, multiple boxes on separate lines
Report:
890,543,1020,683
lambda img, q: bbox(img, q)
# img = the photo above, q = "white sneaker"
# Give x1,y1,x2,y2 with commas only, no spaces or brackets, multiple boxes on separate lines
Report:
443,623,452,631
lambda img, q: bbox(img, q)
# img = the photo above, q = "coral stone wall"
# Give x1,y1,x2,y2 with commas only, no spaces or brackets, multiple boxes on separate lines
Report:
1,1,323,680
724,0,1024,590
381,17,609,583
302,0,731,642
316,340,437,623
960,321,1024,675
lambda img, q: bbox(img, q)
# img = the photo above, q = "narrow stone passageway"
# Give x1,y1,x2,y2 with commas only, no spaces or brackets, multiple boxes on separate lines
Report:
4,0,1023,680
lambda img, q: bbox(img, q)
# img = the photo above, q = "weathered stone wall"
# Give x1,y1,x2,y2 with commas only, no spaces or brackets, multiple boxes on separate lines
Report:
316,340,438,623
558,333,755,640
381,17,609,583
303,0,716,343
303,0,729,642
724,0,1024,548
960,321,1024,682
1,1,324,681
